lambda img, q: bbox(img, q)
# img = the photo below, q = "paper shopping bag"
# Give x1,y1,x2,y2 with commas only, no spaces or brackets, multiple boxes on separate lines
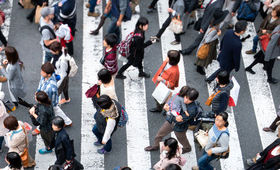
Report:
152,82,171,104
229,76,240,107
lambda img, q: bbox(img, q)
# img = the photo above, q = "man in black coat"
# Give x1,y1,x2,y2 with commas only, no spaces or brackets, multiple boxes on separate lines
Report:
205,21,247,83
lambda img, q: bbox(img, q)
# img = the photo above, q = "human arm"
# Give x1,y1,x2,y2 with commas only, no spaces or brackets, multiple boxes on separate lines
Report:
117,0,128,26
0,64,16,80
264,32,280,61
104,0,112,14
209,133,229,154
204,29,219,43
102,118,116,144
233,44,242,72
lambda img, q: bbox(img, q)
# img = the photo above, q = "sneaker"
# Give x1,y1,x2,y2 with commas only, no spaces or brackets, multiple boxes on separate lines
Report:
147,7,157,13
88,12,100,17
39,148,52,154
246,50,256,55
116,74,126,79
64,123,73,127
246,159,255,166
94,141,103,146
170,41,180,45
59,98,71,104
85,2,90,8
97,147,110,154
32,129,40,136
192,166,199,170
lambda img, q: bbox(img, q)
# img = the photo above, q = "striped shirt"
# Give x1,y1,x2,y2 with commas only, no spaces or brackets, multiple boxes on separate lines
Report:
37,74,59,106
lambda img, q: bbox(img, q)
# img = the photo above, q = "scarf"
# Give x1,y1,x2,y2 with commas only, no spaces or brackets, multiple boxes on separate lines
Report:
100,101,119,119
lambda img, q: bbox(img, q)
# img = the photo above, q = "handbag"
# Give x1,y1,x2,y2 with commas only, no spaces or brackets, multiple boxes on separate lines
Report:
178,154,187,166
23,0,35,9
193,17,202,31
20,126,29,167
169,15,183,34
237,1,258,22
35,5,44,23
260,31,280,52
194,129,209,149
197,28,218,60
152,82,171,104
205,90,221,106
100,51,116,65
85,84,100,98
212,131,230,159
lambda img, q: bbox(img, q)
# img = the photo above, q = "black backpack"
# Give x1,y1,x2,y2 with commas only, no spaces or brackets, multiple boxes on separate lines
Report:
39,25,56,49
188,101,203,126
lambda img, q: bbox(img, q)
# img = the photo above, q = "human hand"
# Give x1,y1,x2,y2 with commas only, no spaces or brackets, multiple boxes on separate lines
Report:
175,115,183,122
217,30,222,36
97,0,101,5
117,20,122,27
163,103,170,111
29,107,35,115
231,12,236,16
199,29,204,33
262,29,267,34
186,11,189,15
157,76,164,82
102,141,106,145
167,8,173,13
207,149,212,156
185,111,189,116
2,59,8,65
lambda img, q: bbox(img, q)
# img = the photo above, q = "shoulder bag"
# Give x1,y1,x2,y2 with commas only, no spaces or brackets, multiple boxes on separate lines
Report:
85,84,100,98
100,51,116,65
194,129,209,149
20,125,29,168
197,28,218,60
260,31,280,52
212,131,230,159
169,15,183,34
205,90,221,106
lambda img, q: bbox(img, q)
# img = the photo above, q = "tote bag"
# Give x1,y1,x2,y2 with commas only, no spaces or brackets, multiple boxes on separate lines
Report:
169,15,183,34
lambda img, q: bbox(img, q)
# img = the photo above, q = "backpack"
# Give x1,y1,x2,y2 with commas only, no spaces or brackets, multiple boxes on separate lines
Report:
117,32,143,58
188,101,204,130
117,105,129,128
39,25,56,49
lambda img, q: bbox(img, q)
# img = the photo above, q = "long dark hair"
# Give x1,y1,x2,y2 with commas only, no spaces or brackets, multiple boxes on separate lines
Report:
134,17,149,35
5,46,19,65
164,137,178,160
6,152,22,169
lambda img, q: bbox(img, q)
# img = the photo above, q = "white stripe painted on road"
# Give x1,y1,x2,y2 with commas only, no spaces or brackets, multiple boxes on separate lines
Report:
81,1,104,169
157,1,197,169
242,22,277,148
121,9,151,170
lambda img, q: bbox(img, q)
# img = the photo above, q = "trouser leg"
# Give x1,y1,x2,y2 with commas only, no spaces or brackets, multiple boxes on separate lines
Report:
65,41,74,56
269,115,280,131
266,59,276,80
53,106,72,125
117,62,132,75
181,33,204,54
156,16,172,39
174,130,191,152
93,15,107,32
149,0,158,8
40,130,54,148
153,121,173,147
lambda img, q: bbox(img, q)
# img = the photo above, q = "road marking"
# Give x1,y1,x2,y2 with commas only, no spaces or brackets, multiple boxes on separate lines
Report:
120,8,151,170
81,1,104,169
156,1,197,169
242,22,277,148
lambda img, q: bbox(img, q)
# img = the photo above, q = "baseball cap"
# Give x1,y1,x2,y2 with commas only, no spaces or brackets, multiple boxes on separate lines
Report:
41,7,55,18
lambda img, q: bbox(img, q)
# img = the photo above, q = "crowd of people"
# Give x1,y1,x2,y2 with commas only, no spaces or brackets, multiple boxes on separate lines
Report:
0,0,278,169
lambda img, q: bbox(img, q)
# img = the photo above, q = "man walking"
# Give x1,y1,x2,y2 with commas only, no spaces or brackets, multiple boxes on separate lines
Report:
205,20,247,83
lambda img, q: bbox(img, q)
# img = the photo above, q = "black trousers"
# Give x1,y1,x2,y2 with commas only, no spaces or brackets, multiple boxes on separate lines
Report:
118,60,143,75
265,58,276,80
0,29,7,47
156,15,181,41
149,0,173,8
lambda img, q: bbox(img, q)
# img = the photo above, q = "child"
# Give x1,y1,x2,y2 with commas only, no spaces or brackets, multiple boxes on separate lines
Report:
29,91,55,154
165,86,190,117
103,34,118,76
54,23,74,55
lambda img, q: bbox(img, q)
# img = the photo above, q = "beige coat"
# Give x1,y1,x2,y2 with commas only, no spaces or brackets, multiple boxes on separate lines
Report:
7,121,28,155
0,100,9,136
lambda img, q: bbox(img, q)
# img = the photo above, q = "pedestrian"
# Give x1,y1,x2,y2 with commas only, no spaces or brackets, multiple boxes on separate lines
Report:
29,91,55,154
48,116,84,169
0,100,8,152
145,88,199,154
0,46,32,108
195,9,228,75
150,0,186,45
204,71,233,119
153,137,183,170
33,62,72,136
103,34,118,76
192,112,230,170
87,0,100,17
262,24,280,84
149,50,180,113
50,42,71,104
116,17,155,79
40,7,57,63
245,6,280,55
263,104,280,134
205,20,247,83
4,116,36,168
26,0,47,23
1,152,24,170
147,0,173,13
246,138,280,169
92,95,121,154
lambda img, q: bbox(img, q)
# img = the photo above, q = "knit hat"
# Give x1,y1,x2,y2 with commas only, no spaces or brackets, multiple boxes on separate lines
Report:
212,9,229,26
41,7,55,18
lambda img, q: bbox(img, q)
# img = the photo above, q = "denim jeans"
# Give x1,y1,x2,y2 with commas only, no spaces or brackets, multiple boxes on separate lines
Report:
107,16,121,43
198,151,217,170
92,124,112,152
252,35,259,52
45,51,53,63
0,136,3,150
89,0,97,13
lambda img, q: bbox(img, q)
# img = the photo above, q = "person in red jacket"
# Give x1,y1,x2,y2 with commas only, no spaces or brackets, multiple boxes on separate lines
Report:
150,50,180,113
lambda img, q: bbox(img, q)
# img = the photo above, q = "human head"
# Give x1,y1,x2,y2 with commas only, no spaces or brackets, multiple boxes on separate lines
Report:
103,33,118,48
234,20,247,34
97,95,113,110
272,5,280,17
165,164,182,170
3,116,18,131
5,46,19,65
98,68,112,84
41,7,54,19
135,17,149,32
52,116,65,131
6,152,22,169
41,62,55,78
184,88,199,104
164,137,178,160
178,86,190,97
167,50,180,65
215,111,229,127
120,167,132,170
216,70,229,85
36,91,51,106
54,22,61,31
50,41,62,55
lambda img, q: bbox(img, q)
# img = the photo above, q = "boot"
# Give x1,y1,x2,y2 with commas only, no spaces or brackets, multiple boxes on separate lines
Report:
90,15,107,35
138,69,150,78
196,66,205,75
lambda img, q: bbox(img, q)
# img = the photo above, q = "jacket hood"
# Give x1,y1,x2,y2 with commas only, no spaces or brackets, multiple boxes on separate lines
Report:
217,79,234,92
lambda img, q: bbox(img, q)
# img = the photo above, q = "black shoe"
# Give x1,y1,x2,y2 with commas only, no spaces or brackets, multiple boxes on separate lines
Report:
188,21,194,27
138,72,150,78
26,16,33,23
241,34,251,42
245,67,255,74
90,30,99,35
267,78,279,84
116,74,126,79
196,67,205,75
205,79,211,84
149,108,162,112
